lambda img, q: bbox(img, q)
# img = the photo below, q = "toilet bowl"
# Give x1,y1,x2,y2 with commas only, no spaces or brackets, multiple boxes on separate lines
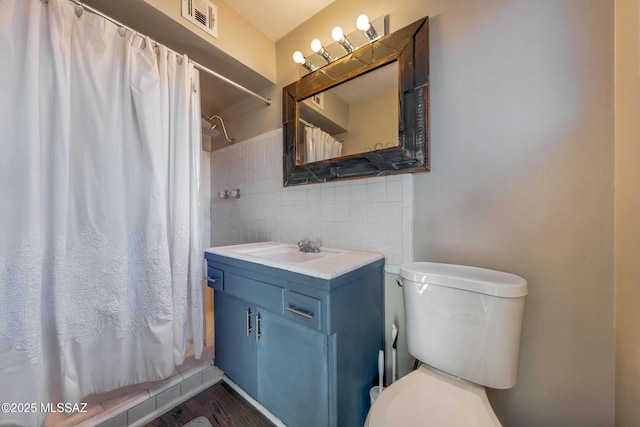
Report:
366,262,528,426
365,365,500,427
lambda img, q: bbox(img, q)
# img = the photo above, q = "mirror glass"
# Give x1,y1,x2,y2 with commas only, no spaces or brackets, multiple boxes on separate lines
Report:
297,62,398,164
283,17,429,187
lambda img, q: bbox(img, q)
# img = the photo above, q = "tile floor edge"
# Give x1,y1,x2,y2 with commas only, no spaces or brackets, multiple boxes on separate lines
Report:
127,369,224,427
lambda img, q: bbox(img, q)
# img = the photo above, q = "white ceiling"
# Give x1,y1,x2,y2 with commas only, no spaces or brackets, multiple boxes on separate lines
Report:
225,0,335,41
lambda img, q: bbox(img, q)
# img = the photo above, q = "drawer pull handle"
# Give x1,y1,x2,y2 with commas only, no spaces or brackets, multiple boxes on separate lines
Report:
286,305,314,320
205,277,218,285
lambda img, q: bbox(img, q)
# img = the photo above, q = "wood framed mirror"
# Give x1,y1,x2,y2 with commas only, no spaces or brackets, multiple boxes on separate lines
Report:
283,17,429,186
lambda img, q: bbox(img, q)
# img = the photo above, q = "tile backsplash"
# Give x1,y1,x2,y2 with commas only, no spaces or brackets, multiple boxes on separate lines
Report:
209,128,414,271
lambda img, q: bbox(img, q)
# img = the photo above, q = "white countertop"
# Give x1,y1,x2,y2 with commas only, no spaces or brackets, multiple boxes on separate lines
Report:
205,241,384,280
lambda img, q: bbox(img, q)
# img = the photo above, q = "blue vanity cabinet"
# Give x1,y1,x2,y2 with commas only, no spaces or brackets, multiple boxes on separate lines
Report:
257,310,329,426
213,291,258,398
205,252,384,427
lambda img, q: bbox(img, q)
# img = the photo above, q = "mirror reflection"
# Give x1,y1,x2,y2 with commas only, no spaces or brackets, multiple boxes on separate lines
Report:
297,62,399,165
283,17,429,187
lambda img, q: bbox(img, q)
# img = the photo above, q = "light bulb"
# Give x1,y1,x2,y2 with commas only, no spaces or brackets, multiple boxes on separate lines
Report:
356,14,371,31
332,25,354,53
331,26,344,42
292,50,316,72
292,51,305,64
311,39,322,53
311,38,333,63
357,14,378,40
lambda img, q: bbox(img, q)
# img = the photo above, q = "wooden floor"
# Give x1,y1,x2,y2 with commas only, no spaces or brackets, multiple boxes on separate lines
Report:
145,382,275,427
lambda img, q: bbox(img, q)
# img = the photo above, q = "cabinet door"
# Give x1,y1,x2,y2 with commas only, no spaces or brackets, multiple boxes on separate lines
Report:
214,291,257,398
257,309,329,427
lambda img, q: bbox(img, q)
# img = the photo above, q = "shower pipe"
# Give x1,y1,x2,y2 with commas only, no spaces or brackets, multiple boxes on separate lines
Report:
201,114,235,143
54,0,272,107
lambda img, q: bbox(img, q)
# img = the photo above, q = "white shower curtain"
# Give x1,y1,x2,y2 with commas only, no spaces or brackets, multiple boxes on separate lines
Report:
0,1,203,425
304,125,342,163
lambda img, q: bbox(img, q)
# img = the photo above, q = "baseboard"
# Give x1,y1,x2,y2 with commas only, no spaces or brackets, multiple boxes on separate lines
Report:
222,376,287,427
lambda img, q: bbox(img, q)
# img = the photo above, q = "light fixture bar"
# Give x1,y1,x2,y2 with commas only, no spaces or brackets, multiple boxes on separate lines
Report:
292,14,388,74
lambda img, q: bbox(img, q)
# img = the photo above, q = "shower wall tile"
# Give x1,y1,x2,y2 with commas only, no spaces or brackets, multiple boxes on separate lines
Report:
95,412,127,427
180,373,203,396
201,365,222,384
209,128,415,270
127,398,156,424
155,384,181,411
148,372,183,397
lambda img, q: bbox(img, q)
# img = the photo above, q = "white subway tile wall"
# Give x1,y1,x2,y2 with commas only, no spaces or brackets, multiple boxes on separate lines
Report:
209,129,415,270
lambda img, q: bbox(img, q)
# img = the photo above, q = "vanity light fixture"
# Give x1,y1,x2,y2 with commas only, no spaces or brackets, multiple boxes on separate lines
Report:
331,26,354,53
291,14,387,73
293,50,316,72
356,14,377,40
311,39,333,64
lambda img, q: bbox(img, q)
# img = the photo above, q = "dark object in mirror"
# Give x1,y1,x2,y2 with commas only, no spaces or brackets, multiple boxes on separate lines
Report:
283,17,429,186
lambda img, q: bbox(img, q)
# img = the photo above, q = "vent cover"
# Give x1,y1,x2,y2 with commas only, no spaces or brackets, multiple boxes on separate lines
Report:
181,0,218,38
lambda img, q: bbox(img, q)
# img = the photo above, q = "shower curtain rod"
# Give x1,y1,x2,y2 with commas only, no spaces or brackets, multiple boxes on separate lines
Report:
299,118,316,128
62,0,272,106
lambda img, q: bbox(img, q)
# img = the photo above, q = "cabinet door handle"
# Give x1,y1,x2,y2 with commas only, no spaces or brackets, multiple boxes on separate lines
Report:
205,277,218,285
286,305,314,320
255,313,261,342
246,308,253,337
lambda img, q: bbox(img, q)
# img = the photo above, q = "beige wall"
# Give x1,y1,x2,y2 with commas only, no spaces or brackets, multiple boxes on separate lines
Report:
413,2,615,426
143,0,275,82
84,0,275,82
338,90,398,156
614,0,640,425
272,1,616,426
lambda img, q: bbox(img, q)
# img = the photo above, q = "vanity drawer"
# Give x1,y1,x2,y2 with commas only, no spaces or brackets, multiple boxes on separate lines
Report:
206,267,224,291
285,290,322,331
225,273,284,314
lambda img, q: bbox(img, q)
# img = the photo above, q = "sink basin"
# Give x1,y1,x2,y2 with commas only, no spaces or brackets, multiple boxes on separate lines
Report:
237,244,342,264
252,248,327,263
205,241,383,279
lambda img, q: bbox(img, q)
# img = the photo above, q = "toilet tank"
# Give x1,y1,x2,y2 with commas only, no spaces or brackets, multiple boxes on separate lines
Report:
400,262,528,389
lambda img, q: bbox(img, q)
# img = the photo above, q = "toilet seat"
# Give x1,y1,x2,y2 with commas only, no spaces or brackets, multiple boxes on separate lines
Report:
365,365,502,427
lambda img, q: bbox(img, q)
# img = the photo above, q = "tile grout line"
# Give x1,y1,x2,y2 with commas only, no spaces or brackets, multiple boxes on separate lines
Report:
127,367,224,427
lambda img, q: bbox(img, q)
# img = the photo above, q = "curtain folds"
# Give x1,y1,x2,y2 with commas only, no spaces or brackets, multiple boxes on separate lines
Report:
0,1,203,425
304,125,343,163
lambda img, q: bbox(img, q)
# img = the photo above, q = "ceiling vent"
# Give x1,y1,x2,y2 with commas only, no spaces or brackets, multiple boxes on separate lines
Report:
181,0,218,38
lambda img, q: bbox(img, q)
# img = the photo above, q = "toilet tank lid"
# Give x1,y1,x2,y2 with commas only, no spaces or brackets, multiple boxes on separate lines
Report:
400,262,528,298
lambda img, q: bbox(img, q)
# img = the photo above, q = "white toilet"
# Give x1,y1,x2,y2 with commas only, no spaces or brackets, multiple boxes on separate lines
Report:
366,262,528,427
